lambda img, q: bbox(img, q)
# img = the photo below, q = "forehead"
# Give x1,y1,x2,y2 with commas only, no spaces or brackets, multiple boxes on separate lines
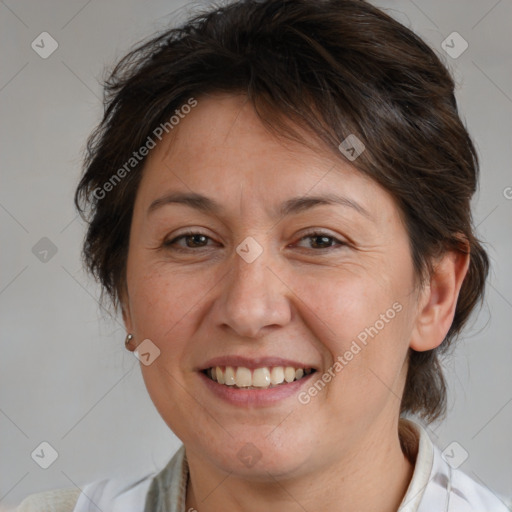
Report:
151,93,335,176
136,93,398,224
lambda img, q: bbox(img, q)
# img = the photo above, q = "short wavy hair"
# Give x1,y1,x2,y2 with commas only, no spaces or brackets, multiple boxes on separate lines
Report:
75,0,489,423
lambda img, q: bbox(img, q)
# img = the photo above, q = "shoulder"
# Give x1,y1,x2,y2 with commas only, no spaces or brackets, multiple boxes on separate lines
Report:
14,488,81,512
446,464,512,511
14,474,154,512
402,419,511,512
399,419,512,512
13,445,188,512
428,440,510,511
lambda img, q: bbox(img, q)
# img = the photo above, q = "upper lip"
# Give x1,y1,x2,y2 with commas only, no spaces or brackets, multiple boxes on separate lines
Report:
199,356,319,371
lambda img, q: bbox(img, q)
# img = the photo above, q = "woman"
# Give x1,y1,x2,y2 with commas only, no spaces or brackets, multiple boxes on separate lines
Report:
15,0,510,510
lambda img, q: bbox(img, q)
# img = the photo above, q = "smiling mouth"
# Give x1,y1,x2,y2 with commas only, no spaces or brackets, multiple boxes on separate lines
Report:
202,365,316,389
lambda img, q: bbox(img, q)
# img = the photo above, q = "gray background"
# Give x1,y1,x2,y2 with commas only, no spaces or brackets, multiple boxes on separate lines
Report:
1,0,511,509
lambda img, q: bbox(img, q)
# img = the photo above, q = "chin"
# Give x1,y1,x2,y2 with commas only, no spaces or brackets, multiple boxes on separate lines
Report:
197,430,317,479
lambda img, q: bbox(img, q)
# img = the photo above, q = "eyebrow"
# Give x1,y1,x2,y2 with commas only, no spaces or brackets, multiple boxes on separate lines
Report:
148,191,372,220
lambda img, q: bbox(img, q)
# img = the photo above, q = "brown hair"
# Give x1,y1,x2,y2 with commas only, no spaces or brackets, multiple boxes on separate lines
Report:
75,0,489,423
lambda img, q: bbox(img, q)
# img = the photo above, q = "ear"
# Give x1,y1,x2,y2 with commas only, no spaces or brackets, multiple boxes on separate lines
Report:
410,245,470,351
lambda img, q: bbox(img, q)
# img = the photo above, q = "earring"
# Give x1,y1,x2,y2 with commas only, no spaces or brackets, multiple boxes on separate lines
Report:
125,333,134,348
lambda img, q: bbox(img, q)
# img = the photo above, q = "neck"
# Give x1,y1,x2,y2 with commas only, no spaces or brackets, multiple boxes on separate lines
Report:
185,418,416,512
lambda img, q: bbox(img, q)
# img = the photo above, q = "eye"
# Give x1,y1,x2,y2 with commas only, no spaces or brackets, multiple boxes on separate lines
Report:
162,230,346,252
163,231,215,250
294,230,347,250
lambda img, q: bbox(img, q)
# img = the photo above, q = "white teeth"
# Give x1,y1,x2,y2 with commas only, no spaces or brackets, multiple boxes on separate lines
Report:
270,366,285,385
216,366,225,384
235,367,252,387
252,367,271,387
224,366,236,386
284,366,295,383
206,365,313,389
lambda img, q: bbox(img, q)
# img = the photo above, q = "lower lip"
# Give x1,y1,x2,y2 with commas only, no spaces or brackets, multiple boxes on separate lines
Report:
198,371,316,406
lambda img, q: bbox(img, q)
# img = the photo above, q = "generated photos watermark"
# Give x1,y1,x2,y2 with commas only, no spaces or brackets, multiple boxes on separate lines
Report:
298,301,403,404
93,97,198,200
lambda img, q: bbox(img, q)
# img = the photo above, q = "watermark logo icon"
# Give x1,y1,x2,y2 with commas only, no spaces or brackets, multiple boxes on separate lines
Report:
237,442,262,468
441,32,468,59
134,338,161,366
31,32,59,59
338,134,366,161
442,441,469,469
31,441,59,469
236,236,263,263
32,237,58,263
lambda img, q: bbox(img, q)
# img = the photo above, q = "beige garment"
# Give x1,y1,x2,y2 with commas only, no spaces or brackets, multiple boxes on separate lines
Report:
13,488,80,512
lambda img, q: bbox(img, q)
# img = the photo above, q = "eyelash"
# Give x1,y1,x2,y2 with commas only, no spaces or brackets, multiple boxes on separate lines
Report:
163,230,347,252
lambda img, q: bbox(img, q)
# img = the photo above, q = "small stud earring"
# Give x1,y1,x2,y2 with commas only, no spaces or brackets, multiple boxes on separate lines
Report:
125,333,134,348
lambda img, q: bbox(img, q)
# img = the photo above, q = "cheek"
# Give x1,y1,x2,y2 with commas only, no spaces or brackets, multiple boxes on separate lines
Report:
128,265,210,432
294,264,406,348
127,257,207,338
292,266,412,408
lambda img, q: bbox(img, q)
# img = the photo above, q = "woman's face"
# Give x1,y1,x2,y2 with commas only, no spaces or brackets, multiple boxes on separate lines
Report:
123,93,423,478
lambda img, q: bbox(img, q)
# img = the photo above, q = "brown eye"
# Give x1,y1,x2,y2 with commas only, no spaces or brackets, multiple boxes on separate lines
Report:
296,231,346,250
164,231,212,250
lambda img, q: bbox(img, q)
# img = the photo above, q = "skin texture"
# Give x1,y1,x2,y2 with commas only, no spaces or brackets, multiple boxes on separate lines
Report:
122,93,469,511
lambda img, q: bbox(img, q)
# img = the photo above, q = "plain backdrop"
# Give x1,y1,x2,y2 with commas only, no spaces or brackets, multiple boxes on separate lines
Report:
1,0,511,509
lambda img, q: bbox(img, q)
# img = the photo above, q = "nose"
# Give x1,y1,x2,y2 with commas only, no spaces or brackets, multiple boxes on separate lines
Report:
212,243,292,339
